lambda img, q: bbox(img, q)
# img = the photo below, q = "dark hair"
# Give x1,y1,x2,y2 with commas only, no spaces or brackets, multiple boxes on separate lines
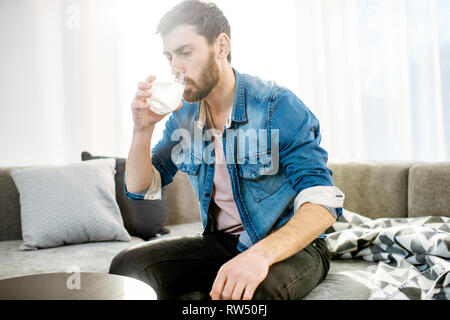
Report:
156,0,232,63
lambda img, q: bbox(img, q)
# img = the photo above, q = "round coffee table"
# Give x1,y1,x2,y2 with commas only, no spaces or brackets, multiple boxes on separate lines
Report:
0,272,157,300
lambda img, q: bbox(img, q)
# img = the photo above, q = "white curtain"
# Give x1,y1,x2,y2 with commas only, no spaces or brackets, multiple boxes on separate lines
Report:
0,0,448,167
0,0,182,167
293,0,449,162
0,0,124,166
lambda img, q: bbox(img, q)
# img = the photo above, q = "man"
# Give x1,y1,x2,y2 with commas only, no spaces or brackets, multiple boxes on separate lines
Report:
109,0,344,300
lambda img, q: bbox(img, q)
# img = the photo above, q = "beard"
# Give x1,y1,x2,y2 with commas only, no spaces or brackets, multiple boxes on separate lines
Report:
183,51,220,103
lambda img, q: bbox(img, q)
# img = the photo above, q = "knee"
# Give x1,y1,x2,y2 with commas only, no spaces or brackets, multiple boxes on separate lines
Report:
252,247,325,300
252,275,286,300
109,242,159,283
109,241,177,291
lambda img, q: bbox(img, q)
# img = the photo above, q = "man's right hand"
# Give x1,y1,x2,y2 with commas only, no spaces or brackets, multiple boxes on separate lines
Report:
131,75,168,131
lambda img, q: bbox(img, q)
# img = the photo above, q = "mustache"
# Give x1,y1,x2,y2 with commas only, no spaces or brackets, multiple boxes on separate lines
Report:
184,77,196,87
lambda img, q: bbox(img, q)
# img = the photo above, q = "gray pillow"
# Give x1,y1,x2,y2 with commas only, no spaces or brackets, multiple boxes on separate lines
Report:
81,151,168,240
10,158,131,250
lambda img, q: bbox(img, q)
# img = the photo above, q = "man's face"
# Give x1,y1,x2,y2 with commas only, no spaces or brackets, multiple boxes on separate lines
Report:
163,25,220,103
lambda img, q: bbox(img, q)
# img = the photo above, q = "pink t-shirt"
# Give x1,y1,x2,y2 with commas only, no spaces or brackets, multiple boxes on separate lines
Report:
202,98,245,236
210,129,244,235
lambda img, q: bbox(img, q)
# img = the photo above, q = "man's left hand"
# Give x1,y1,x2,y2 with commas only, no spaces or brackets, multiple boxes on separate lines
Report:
209,248,271,300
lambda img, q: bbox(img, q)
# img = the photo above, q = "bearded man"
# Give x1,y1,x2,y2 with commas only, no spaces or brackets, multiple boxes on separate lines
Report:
109,0,344,300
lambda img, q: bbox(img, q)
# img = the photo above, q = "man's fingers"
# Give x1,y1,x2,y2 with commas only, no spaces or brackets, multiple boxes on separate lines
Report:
220,280,236,300
136,89,152,100
131,101,149,110
231,282,246,300
210,273,227,300
131,101,168,118
138,81,152,91
137,75,156,93
145,75,157,83
242,283,258,300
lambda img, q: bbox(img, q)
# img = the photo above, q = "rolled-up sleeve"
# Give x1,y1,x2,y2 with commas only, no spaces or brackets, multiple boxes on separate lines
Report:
124,114,181,201
123,165,162,201
272,89,344,220
294,186,344,219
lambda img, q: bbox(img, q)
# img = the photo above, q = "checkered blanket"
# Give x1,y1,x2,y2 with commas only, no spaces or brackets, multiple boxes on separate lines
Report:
325,210,450,300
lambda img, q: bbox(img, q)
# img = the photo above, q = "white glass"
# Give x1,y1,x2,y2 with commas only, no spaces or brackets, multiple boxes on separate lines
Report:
147,73,186,115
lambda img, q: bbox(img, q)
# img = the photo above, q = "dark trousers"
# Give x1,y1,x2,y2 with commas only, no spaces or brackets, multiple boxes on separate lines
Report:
109,232,331,300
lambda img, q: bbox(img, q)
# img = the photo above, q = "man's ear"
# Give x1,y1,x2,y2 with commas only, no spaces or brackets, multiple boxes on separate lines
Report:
215,33,231,61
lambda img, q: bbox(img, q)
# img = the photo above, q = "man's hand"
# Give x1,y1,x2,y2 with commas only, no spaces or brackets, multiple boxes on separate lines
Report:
210,248,271,300
132,75,168,132
209,203,336,300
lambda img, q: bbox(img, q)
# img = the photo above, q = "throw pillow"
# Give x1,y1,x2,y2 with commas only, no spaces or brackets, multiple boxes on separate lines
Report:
10,158,131,250
81,151,168,240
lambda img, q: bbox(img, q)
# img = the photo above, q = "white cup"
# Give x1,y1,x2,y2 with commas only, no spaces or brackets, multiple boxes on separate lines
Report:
147,74,185,115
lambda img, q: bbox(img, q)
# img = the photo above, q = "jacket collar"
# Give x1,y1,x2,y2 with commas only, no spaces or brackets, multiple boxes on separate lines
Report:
196,68,247,130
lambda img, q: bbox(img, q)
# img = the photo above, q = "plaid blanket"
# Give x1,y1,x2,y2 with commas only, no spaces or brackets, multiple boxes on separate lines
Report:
325,210,450,300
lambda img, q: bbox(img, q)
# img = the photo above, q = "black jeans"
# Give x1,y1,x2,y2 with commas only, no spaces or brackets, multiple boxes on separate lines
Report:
109,232,331,300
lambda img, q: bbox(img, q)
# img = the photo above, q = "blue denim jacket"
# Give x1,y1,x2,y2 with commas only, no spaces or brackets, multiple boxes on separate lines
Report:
124,68,344,251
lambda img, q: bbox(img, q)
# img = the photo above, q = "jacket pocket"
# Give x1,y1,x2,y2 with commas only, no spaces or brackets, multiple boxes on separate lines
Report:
237,152,286,202
175,151,201,176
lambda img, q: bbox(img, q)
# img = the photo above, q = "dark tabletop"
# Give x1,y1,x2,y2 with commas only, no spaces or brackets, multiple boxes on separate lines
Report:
0,272,157,300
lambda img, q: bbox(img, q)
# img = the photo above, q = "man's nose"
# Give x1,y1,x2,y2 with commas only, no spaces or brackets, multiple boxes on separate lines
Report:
170,56,184,75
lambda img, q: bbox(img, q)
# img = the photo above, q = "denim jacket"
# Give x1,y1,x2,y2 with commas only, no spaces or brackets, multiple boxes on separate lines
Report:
124,68,344,252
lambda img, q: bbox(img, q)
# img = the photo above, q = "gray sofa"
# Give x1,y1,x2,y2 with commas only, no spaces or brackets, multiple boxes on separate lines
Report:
1,161,449,299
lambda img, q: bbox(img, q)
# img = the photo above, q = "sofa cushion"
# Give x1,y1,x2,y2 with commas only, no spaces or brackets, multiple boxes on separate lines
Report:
408,162,450,218
0,222,203,280
82,151,168,240
10,159,131,250
0,237,145,280
328,162,414,219
303,259,377,300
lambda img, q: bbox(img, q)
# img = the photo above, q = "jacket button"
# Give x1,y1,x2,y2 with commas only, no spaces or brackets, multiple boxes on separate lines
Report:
205,193,211,197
